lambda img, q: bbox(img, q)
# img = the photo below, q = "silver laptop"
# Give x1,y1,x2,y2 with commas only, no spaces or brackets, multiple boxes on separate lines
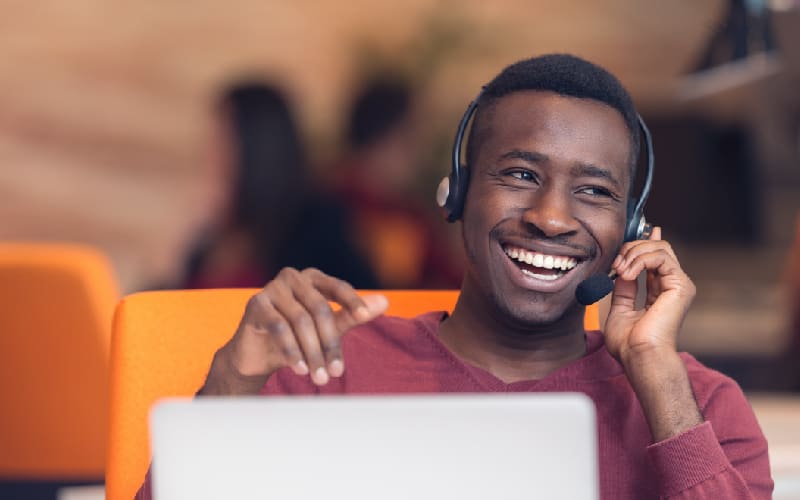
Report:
150,394,598,500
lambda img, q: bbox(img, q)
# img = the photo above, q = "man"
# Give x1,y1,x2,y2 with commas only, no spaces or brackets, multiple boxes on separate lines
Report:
136,54,772,499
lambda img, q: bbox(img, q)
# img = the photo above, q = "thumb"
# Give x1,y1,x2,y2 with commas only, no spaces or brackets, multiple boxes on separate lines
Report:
360,294,389,318
334,293,388,332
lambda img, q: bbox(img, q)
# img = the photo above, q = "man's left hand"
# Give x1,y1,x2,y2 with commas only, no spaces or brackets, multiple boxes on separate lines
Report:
602,226,703,442
603,226,696,364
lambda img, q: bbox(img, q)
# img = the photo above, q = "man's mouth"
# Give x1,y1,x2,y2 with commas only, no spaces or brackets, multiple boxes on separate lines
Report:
502,245,580,282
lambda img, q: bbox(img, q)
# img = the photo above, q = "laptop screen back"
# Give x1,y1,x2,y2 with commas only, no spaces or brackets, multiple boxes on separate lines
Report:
150,394,598,500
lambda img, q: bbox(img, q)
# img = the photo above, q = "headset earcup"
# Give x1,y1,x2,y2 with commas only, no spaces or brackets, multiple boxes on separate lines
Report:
444,165,470,222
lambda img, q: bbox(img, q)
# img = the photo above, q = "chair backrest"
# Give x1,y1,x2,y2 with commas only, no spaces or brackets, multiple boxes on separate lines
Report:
105,288,599,500
0,242,118,479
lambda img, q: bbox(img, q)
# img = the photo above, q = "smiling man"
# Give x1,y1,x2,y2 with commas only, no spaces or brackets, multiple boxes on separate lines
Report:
136,54,772,499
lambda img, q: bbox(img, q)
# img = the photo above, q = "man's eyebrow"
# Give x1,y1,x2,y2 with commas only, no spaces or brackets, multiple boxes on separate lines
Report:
571,163,622,190
499,150,548,164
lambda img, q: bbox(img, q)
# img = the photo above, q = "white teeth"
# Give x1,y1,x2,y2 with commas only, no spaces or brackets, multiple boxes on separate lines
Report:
503,246,580,271
521,268,560,281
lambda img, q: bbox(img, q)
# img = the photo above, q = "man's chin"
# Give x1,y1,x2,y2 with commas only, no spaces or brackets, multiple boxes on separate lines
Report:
489,290,579,330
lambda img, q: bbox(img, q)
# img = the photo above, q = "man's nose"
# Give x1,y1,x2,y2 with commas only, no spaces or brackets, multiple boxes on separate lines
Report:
521,188,581,237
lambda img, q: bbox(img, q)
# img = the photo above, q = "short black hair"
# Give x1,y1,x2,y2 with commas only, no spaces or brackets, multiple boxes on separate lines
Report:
466,54,640,173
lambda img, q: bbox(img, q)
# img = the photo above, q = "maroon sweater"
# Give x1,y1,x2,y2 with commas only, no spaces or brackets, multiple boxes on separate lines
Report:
136,312,773,499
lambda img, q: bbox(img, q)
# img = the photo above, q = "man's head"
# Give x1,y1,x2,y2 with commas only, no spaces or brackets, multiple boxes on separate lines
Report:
466,54,640,177
457,54,639,329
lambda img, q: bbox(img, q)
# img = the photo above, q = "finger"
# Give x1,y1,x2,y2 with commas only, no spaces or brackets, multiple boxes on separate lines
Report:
650,225,662,241
615,226,675,262
306,269,388,331
269,278,330,385
617,238,676,262
609,274,638,312
645,269,661,307
241,292,308,376
335,294,389,332
615,241,677,278
306,269,372,322
282,270,345,377
616,248,685,283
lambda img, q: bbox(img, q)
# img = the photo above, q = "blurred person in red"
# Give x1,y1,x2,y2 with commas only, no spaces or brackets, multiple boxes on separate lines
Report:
182,81,378,289
790,215,800,359
329,77,462,289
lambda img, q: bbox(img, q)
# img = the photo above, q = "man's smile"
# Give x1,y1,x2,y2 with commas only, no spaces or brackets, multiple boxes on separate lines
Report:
500,243,588,287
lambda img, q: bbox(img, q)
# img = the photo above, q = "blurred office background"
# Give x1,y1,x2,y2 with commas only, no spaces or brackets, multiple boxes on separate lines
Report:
1,0,799,498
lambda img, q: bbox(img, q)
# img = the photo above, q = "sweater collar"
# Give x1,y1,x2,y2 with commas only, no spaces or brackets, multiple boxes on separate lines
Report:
415,311,625,390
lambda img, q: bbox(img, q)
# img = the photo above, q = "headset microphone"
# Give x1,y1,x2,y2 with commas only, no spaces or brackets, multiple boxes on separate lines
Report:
575,271,617,306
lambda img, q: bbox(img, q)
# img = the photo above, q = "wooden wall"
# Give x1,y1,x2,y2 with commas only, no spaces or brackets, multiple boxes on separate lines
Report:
0,0,723,291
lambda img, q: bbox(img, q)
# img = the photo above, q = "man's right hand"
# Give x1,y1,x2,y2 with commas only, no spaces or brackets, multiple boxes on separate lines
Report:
200,268,388,395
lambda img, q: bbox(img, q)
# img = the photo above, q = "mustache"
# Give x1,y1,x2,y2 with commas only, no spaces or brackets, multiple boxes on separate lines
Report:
489,226,597,259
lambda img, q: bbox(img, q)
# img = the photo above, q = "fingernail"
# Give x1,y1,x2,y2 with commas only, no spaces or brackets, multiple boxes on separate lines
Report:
294,360,309,375
355,306,370,321
613,255,621,268
328,359,344,377
312,367,329,385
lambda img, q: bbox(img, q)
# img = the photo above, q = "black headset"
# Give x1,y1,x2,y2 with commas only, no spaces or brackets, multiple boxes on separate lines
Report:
437,90,655,242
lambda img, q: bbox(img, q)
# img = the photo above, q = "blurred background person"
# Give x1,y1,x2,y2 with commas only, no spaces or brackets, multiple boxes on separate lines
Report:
328,76,463,289
181,81,378,289
790,214,800,390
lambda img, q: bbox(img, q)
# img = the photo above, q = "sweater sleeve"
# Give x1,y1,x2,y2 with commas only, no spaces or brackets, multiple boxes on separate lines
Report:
133,468,153,500
646,371,773,499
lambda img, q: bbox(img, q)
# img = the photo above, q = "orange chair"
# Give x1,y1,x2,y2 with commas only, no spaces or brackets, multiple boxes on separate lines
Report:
0,242,119,480
105,288,599,500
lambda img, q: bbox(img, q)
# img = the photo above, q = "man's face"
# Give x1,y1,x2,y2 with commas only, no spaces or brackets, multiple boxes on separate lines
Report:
461,90,631,327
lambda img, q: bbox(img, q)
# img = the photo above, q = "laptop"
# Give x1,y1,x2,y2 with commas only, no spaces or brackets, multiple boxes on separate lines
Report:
150,393,598,500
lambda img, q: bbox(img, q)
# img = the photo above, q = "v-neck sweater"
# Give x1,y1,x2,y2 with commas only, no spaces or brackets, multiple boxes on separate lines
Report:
135,312,773,499
264,312,773,499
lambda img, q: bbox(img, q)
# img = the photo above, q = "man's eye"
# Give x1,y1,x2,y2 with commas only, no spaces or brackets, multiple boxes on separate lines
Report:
578,186,614,197
509,170,536,181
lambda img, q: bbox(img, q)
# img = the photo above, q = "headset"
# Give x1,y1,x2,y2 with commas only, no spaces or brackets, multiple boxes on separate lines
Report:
436,90,655,242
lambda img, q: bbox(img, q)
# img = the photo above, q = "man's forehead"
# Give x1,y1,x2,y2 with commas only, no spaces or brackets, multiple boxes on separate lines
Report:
475,91,633,178
485,90,628,132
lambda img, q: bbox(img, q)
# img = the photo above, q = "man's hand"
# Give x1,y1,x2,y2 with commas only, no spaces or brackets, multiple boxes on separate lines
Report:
604,226,696,363
201,268,388,395
602,227,703,442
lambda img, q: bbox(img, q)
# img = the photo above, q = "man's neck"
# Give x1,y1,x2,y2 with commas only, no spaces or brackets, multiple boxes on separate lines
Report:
437,288,587,384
